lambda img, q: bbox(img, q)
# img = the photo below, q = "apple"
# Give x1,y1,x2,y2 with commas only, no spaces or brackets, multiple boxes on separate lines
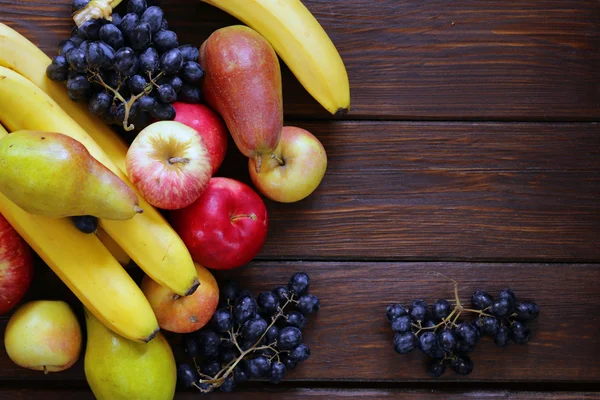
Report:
169,177,268,270
4,300,82,373
249,126,327,203
0,213,33,315
141,262,219,333
173,102,228,175
126,121,212,210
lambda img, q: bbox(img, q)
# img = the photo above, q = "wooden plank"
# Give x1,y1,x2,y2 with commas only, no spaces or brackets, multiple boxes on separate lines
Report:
215,121,600,262
2,261,599,382
2,388,600,399
1,0,598,120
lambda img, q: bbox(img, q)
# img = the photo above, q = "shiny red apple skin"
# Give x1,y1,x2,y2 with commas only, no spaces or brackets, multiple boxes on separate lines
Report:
169,177,268,270
173,102,228,175
0,213,34,315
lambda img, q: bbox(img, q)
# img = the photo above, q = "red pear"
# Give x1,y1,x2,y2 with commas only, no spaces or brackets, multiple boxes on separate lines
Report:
200,25,283,171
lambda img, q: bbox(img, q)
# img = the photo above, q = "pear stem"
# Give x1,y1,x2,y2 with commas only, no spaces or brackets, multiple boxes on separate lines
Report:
134,205,143,214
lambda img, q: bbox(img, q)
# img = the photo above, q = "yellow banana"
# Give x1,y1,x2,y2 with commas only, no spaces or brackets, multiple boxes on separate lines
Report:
96,227,132,267
0,124,158,343
200,0,350,116
0,66,199,296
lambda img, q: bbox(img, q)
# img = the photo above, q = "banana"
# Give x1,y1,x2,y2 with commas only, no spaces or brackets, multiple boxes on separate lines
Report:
0,124,159,343
0,66,199,296
199,0,350,116
96,227,132,267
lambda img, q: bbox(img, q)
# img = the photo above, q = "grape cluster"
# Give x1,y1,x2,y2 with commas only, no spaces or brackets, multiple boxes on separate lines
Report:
386,279,539,377
46,0,204,132
177,272,321,393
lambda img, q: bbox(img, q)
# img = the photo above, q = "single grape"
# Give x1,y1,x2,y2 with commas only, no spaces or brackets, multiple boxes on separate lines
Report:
422,319,437,329
141,6,164,34
158,84,177,103
131,22,152,51
150,101,176,120
288,272,310,296
100,69,120,90
499,288,516,303
46,55,69,82
233,359,250,383
178,83,202,103
427,359,446,378
211,308,233,333
437,328,457,353
265,325,279,344
182,333,201,357
493,325,510,347
449,355,473,375
393,332,418,355
268,361,286,384
242,317,268,342
455,322,480,346
86,41,112,69
409,300,427,322
180,61,204,84
248,356,271,378
154,29,179,53
139,47,160,75
456,340,475,355
219,375,236,392
278,326,302,350
418,331,437,355
471,290,494,310
70,34,84,47
128,74,148,95
58,39,77,56
281,355,297,370
113,47,138,76
273,285,291,305
176,363,196,389
65,48,87,72
219,347,239,364
514,301,539,321
286,311,306,330
179,44,199,62
79,19,102,40
289,343,310,363
88,91,112,116
509,321,531,344
257,292,279,316
72,0,89,12
127,0,147,16
72,215,98,233
119,13,139,38
114,103,126,124
297,294,320,315
200,359,220,378
491,297,514,318
198,329,222,359
160,48,184,75
391,315,412,333
432,299,451,321
66,73,91,100
482,316,501,335
111,12,122,27
168,76,183,92
99,24,124,50
78,40,91,54
386,304,408,322
233,295,258,325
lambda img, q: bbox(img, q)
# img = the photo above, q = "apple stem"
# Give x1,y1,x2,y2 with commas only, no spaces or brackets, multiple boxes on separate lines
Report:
168,157,190,164
271,152,285,166
230,213,257,222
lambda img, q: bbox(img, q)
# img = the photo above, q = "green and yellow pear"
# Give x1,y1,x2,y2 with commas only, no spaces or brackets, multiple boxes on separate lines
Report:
84,309,177,400
0,130,141,220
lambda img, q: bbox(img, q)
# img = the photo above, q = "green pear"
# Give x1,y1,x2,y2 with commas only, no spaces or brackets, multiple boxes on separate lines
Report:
84,309,177,400
0,130,142,220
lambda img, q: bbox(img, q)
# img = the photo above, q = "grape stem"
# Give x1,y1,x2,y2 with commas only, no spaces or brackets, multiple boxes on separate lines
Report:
196,294,296,389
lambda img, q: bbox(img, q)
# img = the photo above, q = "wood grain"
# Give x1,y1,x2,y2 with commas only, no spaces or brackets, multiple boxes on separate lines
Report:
1,0,598,120
2,261,599,382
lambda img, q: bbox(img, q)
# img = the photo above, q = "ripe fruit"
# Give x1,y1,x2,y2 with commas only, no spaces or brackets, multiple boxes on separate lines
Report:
126,121,212,210
0,213,33,315
170,177,268,270
141,263,219,333
4,300,82,373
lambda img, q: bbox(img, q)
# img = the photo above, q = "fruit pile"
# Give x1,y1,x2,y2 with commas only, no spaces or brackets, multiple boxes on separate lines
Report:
178,273,320,393
386,277,540,377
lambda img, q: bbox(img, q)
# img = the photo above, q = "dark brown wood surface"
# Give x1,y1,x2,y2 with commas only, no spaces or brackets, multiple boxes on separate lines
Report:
0,0,599,398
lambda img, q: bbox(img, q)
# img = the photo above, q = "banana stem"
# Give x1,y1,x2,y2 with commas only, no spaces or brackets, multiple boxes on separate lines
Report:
73,0,124,27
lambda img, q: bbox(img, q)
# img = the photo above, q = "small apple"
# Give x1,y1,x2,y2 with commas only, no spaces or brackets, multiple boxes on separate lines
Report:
0,213,33,315
173,102,228,175
126,121,212,210
141,262,219,333
249,126,327,203
169,177,268,270
4,300,82,373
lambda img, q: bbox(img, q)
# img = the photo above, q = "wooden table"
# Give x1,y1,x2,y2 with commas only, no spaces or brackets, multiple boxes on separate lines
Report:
1,0,599,398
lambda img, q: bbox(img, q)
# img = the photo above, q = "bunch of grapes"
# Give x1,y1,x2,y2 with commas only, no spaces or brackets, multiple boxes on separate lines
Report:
46,0,204,132
386,277,539,377
177,272,321,393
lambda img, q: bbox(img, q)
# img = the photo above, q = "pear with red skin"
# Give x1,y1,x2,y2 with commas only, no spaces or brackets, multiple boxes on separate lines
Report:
200,25,283,172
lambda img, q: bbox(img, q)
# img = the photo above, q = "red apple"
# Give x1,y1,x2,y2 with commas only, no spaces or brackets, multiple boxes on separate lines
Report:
141,262,219,333
170,177,268,270
0,213,33,315
173,102,228,175
126,121,212,210
249,126,327,203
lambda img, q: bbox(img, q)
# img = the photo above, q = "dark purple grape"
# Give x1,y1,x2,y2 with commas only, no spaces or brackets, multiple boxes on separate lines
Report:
130,22,152,51
111,12,122,27
78,40,91,54
65,48,87,72
432,299,451,321
428,359,446,377
297,294,320,315
493,325,510,347
409,300,427,321
181,61,204,84
141,6,164,33
265,325,279,344
78,19,102,40
99,24,124,50
88,91,112,116
66,73,90,100
154,29,178,53
233,359,250,383
289,343,310,362
86,41,113,68
456,322,480,346
499,288,516,303
113,47,138,76
281,354,297,370
178,83,202,103
127,0,147,16
233,295,258,325
241,317,268,342
509,321,531,344
158,84,177,103
248,356,271,378
169,76,183,92
72,215,98,234
150,101,176,120
176,363,197,389
391,315,412,333
211,308,233,333
219,347,238,364
471,290,494,310
200,359,220,378
386,304,408,322
393,332,418,354
272,285,291,305
288,272,310,296
69,34,84,47
418,331,437,355
449,355,473,375
257,292,279,316
514,301,540,321
130,110,151,132
139,47,159,75
220,280,239,301
182,333,201,357
286,311,306,330
267,361,286,384
219,375,236,392
128,74,148,95
72,0,89,12
46,55,69,81
100,69,120,89
197,329,222,359
119,13,139,38
160,48,183,75
437,328,457,352
492,297,514,318
278,326,302,350
179,44,199,62
480,316,501,336
58,39,77,56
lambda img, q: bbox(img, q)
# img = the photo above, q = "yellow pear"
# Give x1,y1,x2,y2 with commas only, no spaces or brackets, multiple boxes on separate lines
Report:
0,130,141,220
83,309,177,400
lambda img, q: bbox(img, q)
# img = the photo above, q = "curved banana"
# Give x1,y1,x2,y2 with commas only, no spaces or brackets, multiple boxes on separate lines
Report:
0,124,158,343
0,66,199,296
200,0,350,116
96,227,132,267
